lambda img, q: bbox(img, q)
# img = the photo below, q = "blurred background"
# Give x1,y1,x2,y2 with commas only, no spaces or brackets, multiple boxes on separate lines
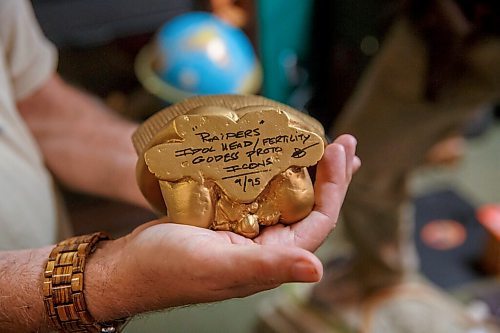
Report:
32,0,499,331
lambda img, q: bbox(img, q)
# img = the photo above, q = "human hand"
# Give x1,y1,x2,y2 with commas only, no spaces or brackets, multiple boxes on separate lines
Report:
85,135,359,321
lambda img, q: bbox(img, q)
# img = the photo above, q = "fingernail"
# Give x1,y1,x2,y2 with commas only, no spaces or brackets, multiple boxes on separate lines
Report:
292,261,319,282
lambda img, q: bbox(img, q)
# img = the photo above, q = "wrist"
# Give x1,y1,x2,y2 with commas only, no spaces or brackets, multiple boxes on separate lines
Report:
84,237,131,321
85,231,170,319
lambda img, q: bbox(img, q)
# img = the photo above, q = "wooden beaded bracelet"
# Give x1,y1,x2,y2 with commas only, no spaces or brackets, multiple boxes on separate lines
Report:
43,232,128,333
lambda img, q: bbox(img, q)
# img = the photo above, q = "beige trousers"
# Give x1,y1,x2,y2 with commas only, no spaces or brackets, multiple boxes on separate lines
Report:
329,18,500,291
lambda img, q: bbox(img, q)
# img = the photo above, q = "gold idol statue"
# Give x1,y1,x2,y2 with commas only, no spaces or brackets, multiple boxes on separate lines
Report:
133,95,326,238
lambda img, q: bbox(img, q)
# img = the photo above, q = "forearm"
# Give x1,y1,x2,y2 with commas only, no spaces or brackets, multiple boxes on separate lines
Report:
0,242,131,332
0,247,51,333
17,74,148,208
0,238,141,332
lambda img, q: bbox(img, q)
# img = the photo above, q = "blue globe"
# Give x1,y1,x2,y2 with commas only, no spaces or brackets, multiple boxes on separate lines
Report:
136,12,261,103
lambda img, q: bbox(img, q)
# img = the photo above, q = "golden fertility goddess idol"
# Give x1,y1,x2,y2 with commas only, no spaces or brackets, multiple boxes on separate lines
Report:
133,95,326,238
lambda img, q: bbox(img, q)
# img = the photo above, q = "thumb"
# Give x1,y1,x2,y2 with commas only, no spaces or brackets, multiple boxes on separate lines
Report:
210,244,323,298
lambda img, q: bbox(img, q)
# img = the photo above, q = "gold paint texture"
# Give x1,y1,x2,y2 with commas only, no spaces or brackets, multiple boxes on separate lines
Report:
133,95,325,238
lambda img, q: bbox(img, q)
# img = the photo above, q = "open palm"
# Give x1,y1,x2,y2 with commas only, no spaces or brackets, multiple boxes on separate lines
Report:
110,135,359,316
